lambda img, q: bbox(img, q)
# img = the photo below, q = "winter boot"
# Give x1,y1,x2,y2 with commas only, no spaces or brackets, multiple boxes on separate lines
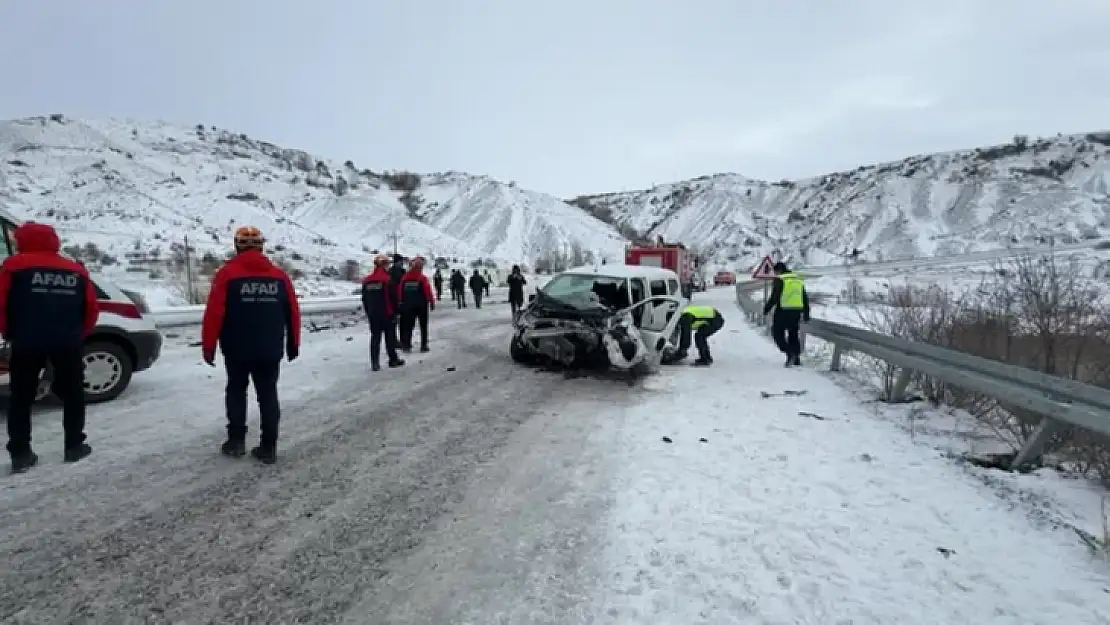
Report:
388,358,406,368
692,358,711,366
10,450,38,474
250,445,276,465
221,439,246,457
371,362,381,372
64,443,92,463
420,344,430,353
784,354,794,368
792,353,802,366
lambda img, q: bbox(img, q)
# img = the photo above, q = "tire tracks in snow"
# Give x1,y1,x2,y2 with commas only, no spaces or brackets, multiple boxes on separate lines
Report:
0,313,638,624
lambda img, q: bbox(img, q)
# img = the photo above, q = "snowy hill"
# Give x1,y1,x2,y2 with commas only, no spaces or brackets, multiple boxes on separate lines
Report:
0,115,627,279
570,133,1110,268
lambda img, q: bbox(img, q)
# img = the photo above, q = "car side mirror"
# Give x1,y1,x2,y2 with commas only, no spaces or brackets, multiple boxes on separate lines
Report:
528,293,536,303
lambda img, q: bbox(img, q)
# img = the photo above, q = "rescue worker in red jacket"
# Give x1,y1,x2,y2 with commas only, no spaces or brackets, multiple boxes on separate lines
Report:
0,222,98,473
361,254,405,371
202,226,301,465
398,256,436,353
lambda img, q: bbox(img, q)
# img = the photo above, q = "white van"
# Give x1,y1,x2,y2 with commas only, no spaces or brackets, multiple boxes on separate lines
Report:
0,210,163,403
511,263,688,371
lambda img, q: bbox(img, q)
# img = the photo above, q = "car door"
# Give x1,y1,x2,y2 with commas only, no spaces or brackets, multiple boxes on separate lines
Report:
617,295,685,352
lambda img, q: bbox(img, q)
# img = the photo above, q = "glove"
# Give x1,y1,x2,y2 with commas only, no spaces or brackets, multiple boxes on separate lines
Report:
286,342,299,362
202,348,216,367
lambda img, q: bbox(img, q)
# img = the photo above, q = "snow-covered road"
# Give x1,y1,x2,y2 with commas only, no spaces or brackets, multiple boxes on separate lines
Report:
1,289,1108,624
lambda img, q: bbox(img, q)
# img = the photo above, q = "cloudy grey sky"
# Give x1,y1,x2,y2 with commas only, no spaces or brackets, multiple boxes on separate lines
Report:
2,0,1107,196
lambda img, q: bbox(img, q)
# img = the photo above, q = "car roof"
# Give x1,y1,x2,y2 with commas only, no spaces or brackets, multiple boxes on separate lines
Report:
559,263,680,281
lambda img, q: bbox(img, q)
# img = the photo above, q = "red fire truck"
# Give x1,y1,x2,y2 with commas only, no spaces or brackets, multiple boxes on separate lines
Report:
625,240,696,298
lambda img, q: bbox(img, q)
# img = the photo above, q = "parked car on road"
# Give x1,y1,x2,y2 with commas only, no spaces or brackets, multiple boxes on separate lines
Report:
713,270,736,286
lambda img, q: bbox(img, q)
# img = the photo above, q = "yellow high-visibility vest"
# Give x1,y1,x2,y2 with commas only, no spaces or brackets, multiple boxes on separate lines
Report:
779,272,805,309
684,305,716,328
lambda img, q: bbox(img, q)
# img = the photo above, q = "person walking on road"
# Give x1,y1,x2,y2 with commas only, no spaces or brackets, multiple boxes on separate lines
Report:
432,269,444,301
672,304,725,366
451,269,467,308
362,254,405,371
0,222,98,473
388,254,406,345
202,226,301,465
762,262,810,367
398,256,436,353
484,270,492,296
469,269,487,309
506,264,527,320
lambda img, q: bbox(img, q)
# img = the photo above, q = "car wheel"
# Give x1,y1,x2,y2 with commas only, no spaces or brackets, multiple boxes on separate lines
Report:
510,336,530,364
83,341,133,403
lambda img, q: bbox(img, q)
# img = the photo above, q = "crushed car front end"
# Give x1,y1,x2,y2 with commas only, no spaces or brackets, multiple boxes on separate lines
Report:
510,291,648,371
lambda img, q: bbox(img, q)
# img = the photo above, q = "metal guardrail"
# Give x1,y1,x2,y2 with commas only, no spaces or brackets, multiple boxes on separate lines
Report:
734,280,1110,470
148,287,515,328
735,240,1103,282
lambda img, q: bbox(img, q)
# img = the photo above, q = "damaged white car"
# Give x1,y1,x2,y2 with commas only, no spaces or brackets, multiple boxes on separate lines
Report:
510,265,688,373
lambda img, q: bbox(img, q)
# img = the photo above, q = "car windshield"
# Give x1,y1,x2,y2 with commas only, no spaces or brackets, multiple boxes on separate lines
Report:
542,273,628,309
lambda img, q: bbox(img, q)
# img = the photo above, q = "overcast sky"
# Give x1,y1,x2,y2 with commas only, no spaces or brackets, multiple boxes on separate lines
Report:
2,0,1108,197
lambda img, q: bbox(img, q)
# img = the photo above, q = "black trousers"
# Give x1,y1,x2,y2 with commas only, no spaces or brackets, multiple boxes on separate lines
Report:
434,282,443,300
225,358,281,448
509,294,523,318
6,345,86,454
772,309,803,356
455,288,467,308
471,289,483,309
399,307,429,349
369,316,399,365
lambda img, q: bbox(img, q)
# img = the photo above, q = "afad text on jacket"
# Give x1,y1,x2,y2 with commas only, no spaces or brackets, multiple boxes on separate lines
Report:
361,267,396,319
0,222,99,351
202,249,302,363
399,269,436,311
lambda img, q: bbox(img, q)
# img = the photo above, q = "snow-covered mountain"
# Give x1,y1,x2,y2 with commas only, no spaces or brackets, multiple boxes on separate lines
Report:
0,115,628,275
570,133,1110,268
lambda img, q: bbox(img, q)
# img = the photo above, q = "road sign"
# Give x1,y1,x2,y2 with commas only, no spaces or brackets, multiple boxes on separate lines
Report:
751,255,777,279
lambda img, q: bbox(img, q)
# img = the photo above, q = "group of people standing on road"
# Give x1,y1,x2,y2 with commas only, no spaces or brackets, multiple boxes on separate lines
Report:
2,217,802,473
0,220,535,473
432,267,497,310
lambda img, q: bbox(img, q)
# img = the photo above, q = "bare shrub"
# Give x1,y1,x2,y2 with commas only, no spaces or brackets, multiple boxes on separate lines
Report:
854,253,1110,483
168,266,210,305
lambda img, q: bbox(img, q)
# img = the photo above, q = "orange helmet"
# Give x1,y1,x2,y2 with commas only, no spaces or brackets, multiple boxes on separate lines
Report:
233,225,264,250
373,254,391,267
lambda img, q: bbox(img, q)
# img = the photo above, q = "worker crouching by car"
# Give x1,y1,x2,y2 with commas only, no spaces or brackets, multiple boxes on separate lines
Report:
673,304,725,366
0,222,98,473
202,226,301,465
398,256,436,353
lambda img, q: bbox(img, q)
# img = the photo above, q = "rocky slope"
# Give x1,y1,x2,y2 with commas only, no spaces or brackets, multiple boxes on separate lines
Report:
0,115,627,277
570,133,1110,268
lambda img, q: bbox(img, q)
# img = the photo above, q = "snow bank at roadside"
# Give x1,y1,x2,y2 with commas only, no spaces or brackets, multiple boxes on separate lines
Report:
596,289,1110,624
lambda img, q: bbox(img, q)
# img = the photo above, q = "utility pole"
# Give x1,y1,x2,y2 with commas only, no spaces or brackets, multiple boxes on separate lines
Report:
183,234,196,304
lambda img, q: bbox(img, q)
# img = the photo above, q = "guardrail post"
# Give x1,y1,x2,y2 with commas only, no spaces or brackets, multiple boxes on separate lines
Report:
830,342,845,371
887,368,914,403
1010,417,1060,470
